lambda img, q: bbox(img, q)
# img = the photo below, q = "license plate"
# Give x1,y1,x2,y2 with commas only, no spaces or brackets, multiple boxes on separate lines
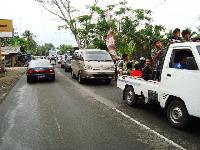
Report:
38,75,45,79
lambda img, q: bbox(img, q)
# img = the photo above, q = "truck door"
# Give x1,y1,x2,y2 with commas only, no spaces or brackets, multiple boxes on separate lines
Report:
161,48,200,116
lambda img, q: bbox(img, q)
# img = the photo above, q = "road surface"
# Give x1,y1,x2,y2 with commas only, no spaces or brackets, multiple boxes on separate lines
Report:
0,67,199,150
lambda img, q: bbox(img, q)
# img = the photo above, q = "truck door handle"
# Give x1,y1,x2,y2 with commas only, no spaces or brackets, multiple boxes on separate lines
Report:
167,74,171,77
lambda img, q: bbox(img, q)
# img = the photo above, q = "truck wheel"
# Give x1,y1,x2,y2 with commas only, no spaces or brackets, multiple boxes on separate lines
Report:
71,70,76,79
167,100,189,129
124,87,137,106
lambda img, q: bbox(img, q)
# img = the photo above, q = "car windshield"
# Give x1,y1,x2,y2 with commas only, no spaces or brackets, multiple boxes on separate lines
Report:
29,59,52,68
85,51,112,61
197,46,200,56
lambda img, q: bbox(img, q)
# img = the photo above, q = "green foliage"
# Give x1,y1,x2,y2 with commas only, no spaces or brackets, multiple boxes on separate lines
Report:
36,43,55,56
57,44,73,55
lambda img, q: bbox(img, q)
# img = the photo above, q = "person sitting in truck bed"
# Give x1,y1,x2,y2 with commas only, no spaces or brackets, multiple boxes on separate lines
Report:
126,62,132,76
142,57,154,80
117,54,129,75
130,63,142,77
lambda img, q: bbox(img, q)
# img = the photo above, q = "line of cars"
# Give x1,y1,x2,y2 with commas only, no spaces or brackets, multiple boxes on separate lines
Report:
26,49,116,84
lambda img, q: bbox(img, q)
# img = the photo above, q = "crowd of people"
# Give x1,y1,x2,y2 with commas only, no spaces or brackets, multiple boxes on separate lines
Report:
116,28,200,81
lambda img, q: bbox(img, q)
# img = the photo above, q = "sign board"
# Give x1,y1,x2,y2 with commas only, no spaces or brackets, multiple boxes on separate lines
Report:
0,19,13,38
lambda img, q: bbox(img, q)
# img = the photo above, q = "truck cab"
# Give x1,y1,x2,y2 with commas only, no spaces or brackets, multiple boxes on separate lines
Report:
117,42,200,129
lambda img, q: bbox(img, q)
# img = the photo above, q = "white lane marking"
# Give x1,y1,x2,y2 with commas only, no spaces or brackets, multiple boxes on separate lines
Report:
112,108,186,150
54,118,61,133
57,68,186,149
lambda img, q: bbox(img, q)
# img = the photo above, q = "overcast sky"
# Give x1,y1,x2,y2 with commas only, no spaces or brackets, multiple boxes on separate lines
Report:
0,0,199,47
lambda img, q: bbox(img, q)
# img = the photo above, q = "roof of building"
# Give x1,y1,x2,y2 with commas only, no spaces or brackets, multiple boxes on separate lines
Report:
1,46,21,55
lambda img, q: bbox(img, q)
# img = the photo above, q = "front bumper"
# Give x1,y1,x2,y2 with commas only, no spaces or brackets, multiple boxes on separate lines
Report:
80,70,115,79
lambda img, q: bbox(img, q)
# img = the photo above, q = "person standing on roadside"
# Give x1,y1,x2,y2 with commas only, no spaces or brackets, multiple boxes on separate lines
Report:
169,28,182,44
151,40,166,81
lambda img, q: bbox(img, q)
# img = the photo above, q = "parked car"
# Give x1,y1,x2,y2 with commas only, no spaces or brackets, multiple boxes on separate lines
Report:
71,49,115,84
26,59,55,83
117,42,200,129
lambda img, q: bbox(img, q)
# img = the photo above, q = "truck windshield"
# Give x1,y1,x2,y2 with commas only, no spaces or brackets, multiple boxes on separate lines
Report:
85,51,112,61
197,46,200,56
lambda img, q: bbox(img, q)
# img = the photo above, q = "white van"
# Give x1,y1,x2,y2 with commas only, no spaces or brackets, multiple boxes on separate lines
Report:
71,49,115,84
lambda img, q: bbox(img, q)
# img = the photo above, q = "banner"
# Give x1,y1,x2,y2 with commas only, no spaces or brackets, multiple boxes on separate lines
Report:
105,10,111,22
106,29,118,60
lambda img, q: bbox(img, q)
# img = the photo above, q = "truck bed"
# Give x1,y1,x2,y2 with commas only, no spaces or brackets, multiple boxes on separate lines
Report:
117,75,160,103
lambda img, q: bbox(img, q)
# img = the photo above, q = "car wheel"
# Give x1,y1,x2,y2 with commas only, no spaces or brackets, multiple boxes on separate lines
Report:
78,73,84,84
124,87,137,106
65,68,67,72
167,100,189,129
71,70,76,79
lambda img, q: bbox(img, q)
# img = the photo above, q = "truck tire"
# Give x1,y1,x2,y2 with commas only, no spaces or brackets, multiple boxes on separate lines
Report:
124,87,137,106
167,100,189,129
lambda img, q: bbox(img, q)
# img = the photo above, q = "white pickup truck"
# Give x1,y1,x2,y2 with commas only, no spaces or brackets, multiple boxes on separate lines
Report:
117,42,200,129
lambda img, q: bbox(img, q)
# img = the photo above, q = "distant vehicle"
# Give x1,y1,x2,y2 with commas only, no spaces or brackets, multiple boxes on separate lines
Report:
26,59,55,83
49,49,57,60
60,59,65,68
65,55,72,72
117,42,200,129
71,49,115,84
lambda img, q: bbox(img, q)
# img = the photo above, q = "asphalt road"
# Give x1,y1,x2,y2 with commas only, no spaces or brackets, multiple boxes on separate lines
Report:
0,66,199,150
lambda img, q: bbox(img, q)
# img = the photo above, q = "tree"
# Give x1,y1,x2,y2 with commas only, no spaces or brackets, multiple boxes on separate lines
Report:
57,44,73,54
35,0,99,48
21,30,37,55
36,43,55,56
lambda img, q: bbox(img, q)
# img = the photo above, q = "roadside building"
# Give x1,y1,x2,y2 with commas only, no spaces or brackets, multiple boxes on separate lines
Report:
1,46,21,67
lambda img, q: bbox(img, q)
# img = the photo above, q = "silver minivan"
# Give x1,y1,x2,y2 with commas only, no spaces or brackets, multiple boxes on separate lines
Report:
71,49,115,84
